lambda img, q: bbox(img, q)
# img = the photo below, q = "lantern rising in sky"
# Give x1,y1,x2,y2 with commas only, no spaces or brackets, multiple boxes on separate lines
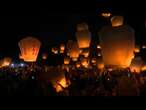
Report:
101,12,111,18
134,46,140,53
111,16,124,27
0,57,12,68
99,16,135,68
42,53,48,60
69,41,80,61
76,23,91,49
18,37,41,62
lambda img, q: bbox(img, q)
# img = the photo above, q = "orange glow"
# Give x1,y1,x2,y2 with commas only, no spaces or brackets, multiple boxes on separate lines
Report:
141,65,146,71
76,23,91,49
69,42,80,60
60,44,65,51
97,63,104,70
77,23,89,31
55,78,69,93
99,24,135,68
101,13,111,18
142,45,146,49
64,57,70,65
42,53,48,60
72,57,78,62
108,68,113,71
130,67,141,73
81,49,90,57
60,50,64,54
97,45,101,49
111,16,124,27
0,57,12,67
81,58,89,68
18,37,41,62
91,58,97,64
130,57,143,73
76,62,81,68
79,49,83,54
52,47,58,54
97,53,102,57
134,46,140,53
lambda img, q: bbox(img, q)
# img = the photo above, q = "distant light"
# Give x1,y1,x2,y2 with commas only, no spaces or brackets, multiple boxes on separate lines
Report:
20,63,25,67
32,76,35,79
10,63,15,67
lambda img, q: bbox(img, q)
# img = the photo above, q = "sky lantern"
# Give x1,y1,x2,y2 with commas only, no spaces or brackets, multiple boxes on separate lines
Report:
60,44,65,51
69,41,80,61
91,58,97,66
101,12,111,18
64,57,70,65
142,45,146,49
40,67,69,93
130,57,143,73
99,16,135,68
0,57,12,68
54,77,69,93
97,45,101,49
76,23,91,49
81,58,89,68
111,16,124,27
18,37,41,62
81,48,90,58
51,47,58,54
42,53,48,60
60,44,65,54
76,62,81,68
134,45,140,53
141,65,146,71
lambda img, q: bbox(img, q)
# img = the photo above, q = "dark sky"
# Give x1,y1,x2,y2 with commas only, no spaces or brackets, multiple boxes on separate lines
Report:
0,0,146,59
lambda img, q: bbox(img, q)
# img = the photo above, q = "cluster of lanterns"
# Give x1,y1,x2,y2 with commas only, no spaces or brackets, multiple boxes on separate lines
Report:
1,13,146,92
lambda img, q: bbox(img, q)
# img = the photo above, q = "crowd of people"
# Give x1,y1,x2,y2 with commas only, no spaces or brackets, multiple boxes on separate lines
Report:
0,64,146,96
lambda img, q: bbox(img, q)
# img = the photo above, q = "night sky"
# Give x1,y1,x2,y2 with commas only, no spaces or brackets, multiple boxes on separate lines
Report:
0,1,146,60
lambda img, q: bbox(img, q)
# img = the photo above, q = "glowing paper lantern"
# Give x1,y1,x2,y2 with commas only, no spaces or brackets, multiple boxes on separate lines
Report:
141,65,146,71
42,67,69,93
69,41,80,60
91,58,97,66
97,45,101,49
18,37,41,62
101,12,111,18
55,77,69,93
130,57,143,73
81,58,89,68
64,57,70,65
81,48,90,57
111,16,124,27
51,47,58,54
77,23,89,31
60,44,65,51
142,45,146,49
134,46,140,53
99,23,135,68
42,53,48,60
97,53,102,57
0,57,12,67
76,62,81,68
76,23,91,49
